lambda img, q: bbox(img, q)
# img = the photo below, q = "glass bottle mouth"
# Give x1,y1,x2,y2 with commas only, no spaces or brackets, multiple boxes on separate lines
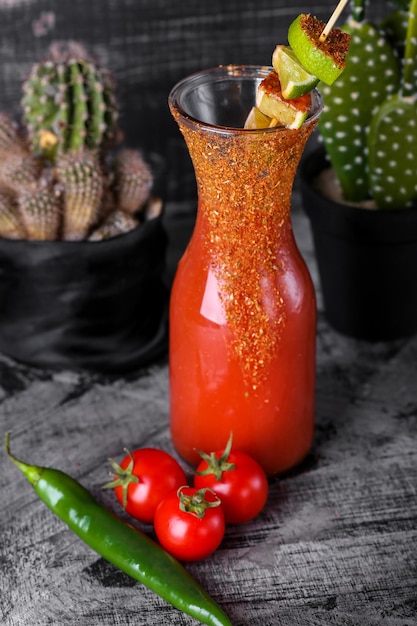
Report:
169,64,323,133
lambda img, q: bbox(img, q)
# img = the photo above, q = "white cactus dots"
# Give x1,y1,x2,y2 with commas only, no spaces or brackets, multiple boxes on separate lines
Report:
319,0,417,209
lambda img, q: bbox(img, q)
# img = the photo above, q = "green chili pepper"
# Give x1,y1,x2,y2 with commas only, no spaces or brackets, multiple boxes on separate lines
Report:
5,433,233,626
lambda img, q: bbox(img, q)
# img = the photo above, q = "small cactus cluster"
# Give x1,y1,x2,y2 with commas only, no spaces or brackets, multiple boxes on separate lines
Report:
0,42,157,241
318,0,417,209
21,41,118,161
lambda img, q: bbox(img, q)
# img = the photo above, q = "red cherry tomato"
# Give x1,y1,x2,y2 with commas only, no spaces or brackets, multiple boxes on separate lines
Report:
104,448,187,523
154,486,225,562
194,434,269,524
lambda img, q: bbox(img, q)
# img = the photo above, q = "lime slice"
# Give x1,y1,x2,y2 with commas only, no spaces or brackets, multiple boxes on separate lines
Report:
272,45,319,99
244,107,278,129
256,71,311,130
288,14,350,86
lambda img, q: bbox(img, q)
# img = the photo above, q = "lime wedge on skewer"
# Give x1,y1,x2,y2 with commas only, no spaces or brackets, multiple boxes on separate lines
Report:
288,14,350,86
272,45,319,99
244,106,277,129
256,71,311,130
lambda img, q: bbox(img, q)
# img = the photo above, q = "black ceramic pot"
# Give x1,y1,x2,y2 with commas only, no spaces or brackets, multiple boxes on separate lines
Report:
300,147,417,341
0,216,168,372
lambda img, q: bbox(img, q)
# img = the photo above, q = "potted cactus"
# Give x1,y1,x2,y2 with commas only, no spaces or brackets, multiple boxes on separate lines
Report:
300,0,417,341
0,43,168,372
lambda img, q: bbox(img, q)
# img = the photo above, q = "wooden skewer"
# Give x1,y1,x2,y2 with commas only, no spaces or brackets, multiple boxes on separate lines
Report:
319,0,350,41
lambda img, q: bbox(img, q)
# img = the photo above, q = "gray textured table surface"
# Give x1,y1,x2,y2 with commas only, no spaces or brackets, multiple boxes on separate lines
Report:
1,195,416,626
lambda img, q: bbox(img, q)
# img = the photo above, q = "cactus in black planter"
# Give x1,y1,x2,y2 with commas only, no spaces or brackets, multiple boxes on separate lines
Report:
300,0,417,341
0,42,168,374
0,42,155,241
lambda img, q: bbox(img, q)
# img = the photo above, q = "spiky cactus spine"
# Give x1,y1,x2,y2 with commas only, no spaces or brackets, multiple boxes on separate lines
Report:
0,149,40,193
318,0,401,203
21,43,118,162
0,188,27,239
0,113,25,152
57,150,104,240
18,185,60,241
114,149,153,214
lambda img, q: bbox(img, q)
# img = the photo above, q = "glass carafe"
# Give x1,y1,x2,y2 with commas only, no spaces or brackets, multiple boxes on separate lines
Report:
169,66,322,476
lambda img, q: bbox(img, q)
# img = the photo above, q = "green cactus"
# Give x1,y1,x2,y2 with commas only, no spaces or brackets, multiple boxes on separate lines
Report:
57,150,104,240
318,0,417,209
21,43,118,162
367,0,417,208
318,0,401,203
114,149,153,214
380,8,409,57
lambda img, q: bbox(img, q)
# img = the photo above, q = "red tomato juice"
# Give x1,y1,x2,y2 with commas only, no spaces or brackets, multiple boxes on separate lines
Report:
169,203,316,477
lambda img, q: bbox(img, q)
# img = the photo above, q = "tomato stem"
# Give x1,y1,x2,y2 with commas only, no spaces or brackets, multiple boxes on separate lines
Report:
102,448,139,509
195,432,236,481
178,487,222,519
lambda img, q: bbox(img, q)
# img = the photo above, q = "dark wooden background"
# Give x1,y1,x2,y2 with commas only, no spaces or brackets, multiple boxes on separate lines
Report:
0,0,390,200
